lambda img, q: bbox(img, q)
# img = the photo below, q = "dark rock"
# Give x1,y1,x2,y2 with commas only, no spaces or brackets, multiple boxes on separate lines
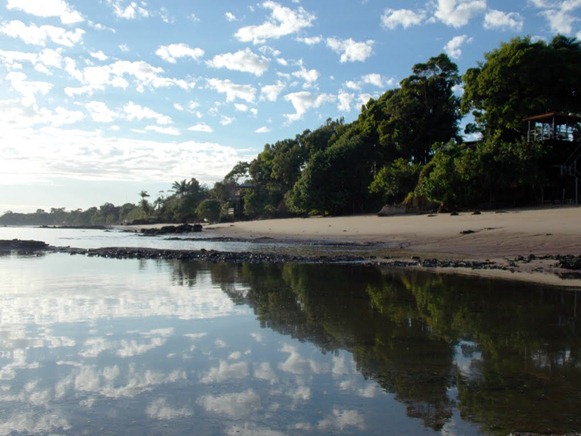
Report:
556,255,581,270
140,223,202,236
0,239,50,252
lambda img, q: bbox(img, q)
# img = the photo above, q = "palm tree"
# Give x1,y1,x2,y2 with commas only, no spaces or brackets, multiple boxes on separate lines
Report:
172,180,189,198
139,190,150,215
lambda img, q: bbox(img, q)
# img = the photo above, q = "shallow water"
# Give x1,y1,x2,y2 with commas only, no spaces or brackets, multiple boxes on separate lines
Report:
0,225,383,256
0,249,580,435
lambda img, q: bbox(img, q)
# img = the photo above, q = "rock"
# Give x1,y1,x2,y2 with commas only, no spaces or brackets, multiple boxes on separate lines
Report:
556,255,581,270
140,223,202,236
0,239,50,252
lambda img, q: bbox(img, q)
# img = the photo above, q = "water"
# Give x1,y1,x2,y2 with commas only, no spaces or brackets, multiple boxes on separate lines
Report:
0,228,580,434
0,225,380,255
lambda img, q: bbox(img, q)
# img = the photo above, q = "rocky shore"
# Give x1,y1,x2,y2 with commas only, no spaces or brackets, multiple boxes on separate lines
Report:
2,239,581,282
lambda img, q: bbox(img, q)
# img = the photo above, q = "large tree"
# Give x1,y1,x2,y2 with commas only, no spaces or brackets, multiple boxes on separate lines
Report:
362,54,461,205
461,35,581,141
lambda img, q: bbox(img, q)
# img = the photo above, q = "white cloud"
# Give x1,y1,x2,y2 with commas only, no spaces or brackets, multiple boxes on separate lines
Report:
337,91,354,111
207,78,256,103
156,43,204,63
0,21,85,47
284,91,335,122
534,0,581,34
326,38,374,63
110,0,150,20
123,101,172,125
145,125,180,135
291,66,319,85
225,12,237,22
484,10,524,31
434,0,487,28
85,101,117,123
208,48,270,76
260,81,285,102
298,36,323,45
235,103,250,112
43,106,84,126
64,60,193,96
6,0,83,24
89,51,108,61
381,9,426,29
188,123,214,133
255,126,270,133
220,115,235,126
361,73,384,88
235,1,315,44
5,71,52,106
444,35,473,59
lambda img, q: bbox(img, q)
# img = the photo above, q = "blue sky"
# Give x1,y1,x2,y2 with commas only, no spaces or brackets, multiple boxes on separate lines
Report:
0,0,579,213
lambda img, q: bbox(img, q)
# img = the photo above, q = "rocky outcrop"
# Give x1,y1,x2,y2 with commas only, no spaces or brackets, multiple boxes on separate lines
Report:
139,223,202,236
0,239,50,252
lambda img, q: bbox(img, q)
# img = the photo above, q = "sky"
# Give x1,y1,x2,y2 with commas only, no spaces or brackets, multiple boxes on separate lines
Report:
0,0,579,213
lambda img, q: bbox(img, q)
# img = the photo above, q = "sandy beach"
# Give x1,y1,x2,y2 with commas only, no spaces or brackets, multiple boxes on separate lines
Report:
202,206,581,286
128,206,581,287
203,206,581,258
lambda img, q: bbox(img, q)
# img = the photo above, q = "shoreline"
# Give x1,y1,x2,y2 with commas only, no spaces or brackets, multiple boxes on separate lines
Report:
4,206,581,288
130,205,581,287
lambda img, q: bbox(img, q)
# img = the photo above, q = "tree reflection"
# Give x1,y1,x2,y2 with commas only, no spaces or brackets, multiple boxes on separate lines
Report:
171,259,581,434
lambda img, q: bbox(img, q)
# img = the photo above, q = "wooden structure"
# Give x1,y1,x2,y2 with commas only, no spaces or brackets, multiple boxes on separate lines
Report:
525,112,581,204
526,112,581,143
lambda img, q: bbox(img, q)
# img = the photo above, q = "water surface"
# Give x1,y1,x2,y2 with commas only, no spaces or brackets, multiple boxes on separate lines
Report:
0,251,580,435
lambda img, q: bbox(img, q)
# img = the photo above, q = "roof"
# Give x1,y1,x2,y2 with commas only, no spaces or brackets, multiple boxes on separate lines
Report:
525,112,581,125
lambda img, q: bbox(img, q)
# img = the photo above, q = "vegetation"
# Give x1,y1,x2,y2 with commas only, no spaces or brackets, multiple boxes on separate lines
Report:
2,36,580,226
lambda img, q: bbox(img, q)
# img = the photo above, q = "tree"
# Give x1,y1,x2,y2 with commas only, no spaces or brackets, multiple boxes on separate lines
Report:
287,130,379,215
196,199,221,223
138,191,150,216
360,54,461,166
224,161,250,183
172,180,189,198
461,36,581,141
370,158,422,205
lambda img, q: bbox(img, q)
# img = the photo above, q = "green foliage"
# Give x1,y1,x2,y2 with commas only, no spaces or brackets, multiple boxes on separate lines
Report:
360,54,461,165
195,199,222,223
417,139,549,209
461,35,581,141
370,158,422,204
286,129,380,215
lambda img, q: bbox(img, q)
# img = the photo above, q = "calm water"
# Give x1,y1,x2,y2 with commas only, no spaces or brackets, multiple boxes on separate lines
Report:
0,228,580,435
0,226,384,254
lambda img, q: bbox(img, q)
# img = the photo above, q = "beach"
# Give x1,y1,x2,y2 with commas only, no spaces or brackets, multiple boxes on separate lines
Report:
201,206,581,286
203,206,581,258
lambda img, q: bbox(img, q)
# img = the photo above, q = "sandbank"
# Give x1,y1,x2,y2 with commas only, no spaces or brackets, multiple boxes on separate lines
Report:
131,206,581,287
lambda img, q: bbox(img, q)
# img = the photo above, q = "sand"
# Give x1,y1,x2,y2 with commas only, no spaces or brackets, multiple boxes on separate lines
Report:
132,206,581,287
204,206,581,259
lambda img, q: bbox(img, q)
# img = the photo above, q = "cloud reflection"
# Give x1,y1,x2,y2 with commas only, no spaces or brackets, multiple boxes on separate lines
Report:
146,398,193,420
198,389,261,419
200,360,249,383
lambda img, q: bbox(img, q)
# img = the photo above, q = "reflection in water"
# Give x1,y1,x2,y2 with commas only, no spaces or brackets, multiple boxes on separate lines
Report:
0,253,579,435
